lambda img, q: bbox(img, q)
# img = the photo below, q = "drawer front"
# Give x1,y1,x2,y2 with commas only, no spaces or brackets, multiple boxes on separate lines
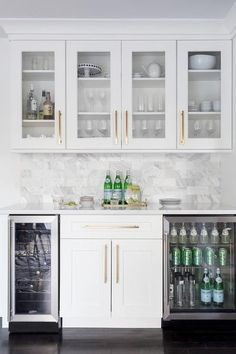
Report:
60,215,162,239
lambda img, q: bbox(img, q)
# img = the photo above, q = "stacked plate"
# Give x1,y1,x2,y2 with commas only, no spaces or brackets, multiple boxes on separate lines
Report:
159,198,181,208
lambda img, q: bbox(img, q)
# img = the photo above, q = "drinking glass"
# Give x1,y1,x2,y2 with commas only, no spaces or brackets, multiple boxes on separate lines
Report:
193,120,201,136
206,120,215,135
154,120,162,135
98,119,107,135
86,90,95,112
137,95,145,112
99,91,107,112
85,120,93,134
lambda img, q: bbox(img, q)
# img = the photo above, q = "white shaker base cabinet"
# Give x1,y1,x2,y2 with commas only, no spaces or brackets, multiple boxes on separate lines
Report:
112,240,162,319
60,239,111,320
60,215,163,328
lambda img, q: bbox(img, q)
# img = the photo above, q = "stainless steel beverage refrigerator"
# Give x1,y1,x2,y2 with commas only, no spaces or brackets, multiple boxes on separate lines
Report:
163,215,236,323
9,215,61,333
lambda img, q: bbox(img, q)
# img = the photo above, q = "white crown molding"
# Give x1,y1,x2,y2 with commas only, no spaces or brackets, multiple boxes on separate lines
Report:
0,18,231,40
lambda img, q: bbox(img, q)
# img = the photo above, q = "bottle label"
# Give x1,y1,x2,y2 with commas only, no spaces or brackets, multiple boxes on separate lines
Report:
213,289,224,303
201,289,211,303
31,99,37,112
112,189,122,200
104,189,112,201
43,104,53,116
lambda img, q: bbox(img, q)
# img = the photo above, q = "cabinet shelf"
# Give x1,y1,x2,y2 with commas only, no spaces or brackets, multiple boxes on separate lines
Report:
77,112,110,116
188,70,221,81
22,119,55,124
133,112,165,115
188,112,221,119
78,77,110,81
22,70,55,81
132,77,165,88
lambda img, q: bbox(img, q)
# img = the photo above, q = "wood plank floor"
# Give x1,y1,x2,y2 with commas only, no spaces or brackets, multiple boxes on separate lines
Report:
1,328,236,353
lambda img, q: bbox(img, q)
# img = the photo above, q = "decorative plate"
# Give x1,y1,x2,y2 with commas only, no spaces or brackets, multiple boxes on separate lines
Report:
78,63,102,77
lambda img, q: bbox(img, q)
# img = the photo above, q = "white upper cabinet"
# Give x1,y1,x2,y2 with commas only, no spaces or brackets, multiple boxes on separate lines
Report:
66,41,122,150
177,41,232,150
11,41,66,149
122,41,176,150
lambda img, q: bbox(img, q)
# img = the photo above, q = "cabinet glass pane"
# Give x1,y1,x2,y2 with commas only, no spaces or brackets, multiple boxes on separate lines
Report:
188,51,221,139
77,52,111,139
14,222,51,315
167,219,235,313
132,52,165,139
22,52,55,139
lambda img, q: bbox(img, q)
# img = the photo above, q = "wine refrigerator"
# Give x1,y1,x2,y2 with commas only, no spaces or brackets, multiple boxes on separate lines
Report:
9,215,61,333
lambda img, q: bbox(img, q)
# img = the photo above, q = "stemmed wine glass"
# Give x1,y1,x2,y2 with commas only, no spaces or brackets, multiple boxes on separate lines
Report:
86,90,95,112
193,120,201,136
99,90,107,112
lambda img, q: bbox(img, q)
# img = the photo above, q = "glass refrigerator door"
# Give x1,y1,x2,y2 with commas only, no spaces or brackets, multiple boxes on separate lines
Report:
163,216,236,320
10,215,58,323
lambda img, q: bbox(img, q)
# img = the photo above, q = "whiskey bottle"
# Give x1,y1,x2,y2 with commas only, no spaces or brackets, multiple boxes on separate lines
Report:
43,91,54,120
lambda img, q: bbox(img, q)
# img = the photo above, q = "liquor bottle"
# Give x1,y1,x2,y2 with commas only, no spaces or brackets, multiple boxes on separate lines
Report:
213,268,224,306
200,268,212,306
113,171,123,204
103,170,113,205
38,90,46,120
210,223,219,244
26,84,38,120
43,91,54,120
200,223,209,244
123,170,131,204
178,222,187,244
189,223,198,244
209,270,214,300
170,223,178,244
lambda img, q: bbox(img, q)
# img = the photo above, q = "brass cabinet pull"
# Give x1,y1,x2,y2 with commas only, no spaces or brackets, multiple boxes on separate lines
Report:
180,110,185,145
58,110,62,144
115,110,118,144
83,224,140,229
104,244,108,283
125,110,128,144
116,244,119,284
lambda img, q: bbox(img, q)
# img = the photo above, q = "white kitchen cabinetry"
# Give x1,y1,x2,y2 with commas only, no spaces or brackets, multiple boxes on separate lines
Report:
112,240,162,319
11,41,66,149
177,41,232,150
66,41,121,150
60,239,111,319
122,41,176,149
60,215,162,327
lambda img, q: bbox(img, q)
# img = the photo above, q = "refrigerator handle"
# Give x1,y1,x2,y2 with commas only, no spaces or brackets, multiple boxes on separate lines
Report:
163,230,170,320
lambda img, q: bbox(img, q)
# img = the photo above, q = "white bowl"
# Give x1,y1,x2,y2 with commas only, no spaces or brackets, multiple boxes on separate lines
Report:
189,54,216,70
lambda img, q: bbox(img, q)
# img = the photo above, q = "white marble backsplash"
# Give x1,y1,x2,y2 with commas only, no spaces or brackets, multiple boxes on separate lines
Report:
19,153,221,205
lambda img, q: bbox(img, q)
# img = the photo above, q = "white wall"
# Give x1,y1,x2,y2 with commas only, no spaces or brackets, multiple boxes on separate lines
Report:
0,38,21,207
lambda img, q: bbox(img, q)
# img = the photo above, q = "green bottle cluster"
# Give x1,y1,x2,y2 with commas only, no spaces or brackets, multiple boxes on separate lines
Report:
103,170,131,205
200,267,224,306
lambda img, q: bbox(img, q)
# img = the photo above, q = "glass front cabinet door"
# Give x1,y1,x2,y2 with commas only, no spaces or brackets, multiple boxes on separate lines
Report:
177,41,232,150
11,41,66,150
66,41,121,150
122,41,176,150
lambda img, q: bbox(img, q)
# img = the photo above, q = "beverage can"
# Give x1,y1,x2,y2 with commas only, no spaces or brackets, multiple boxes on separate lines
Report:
193,247,202,266
219,247,227,266
205,247,215,266
182,247,192,266
172,247,181,266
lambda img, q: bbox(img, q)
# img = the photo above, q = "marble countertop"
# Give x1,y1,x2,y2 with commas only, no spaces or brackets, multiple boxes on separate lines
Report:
1,202,236,215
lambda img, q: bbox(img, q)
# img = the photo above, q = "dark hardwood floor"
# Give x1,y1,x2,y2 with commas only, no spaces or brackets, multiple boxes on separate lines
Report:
1,327,236,354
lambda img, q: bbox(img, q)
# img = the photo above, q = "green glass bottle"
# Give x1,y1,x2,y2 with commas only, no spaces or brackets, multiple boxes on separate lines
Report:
200,268,212,306
213,268,224,306
124,170,131,204
103,170,113,205
113,170,123,204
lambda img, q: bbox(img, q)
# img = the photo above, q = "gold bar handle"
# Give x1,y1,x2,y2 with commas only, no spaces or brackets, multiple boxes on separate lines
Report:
83,224,140,229
115,110,118,144
116,244,119,284
104,244,108,283
180,110,185,145
125,110,128,145
58,110,62,145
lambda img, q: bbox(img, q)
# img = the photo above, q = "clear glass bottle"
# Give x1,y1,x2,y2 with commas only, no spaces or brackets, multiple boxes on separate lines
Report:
221,223,230,244
178,222,187,244
43,91,54,120
189,274,196,307
103,170,113,205
210,223,219,244
26,84,38,120
170,223,178,244
200,223,209,244
213,268,224,306
189,223,198,244
38,90,46,120
175,274,184,307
